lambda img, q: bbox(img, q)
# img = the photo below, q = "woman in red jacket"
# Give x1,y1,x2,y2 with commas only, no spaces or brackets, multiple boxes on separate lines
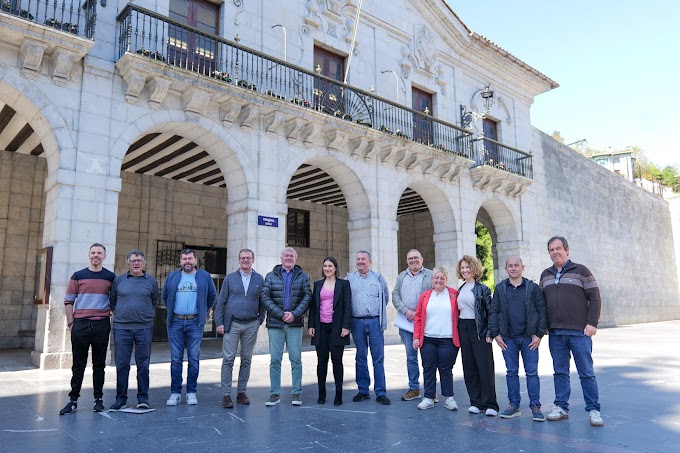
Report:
412,266,460,410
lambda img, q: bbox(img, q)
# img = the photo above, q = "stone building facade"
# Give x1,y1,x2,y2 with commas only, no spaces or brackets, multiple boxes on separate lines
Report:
0,0,678,368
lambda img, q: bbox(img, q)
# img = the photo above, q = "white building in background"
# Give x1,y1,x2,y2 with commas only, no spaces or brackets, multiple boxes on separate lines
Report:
591,150,636,181
1,0,678,369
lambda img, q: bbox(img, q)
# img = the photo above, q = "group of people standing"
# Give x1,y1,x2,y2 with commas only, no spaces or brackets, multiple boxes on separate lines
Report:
59,236,604,428
60,246,216,414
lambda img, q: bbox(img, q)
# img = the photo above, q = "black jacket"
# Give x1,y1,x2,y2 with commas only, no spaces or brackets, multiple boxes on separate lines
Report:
458,281,492,338
489,278,547,339
308,279,352,347
260,264,312,328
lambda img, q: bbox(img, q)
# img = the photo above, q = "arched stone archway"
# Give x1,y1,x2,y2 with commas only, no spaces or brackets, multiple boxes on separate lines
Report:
473,196,521,284
393,176,459,272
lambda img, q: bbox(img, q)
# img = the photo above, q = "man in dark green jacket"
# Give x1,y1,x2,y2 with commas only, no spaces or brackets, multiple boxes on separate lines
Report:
261,247,312,407
489,257,546,422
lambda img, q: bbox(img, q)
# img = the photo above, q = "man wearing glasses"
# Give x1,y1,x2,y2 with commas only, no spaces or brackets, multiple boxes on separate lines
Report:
540,236,604,427
109,250,159,410
214,249,265,408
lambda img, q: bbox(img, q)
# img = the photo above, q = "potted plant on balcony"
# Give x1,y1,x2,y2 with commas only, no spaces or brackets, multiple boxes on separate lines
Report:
136,48,165,62
211,70,232,82
237,80,257,91
45,17,62,28
290,97,310,107
356,118,372,127
379,125,393,134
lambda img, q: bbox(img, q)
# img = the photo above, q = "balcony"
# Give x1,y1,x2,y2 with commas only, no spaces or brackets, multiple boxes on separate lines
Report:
115,3,533,183
1,0,97,81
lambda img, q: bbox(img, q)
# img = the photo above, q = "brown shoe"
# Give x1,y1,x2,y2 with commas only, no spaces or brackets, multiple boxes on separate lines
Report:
222,395,234,409
236,393,250,405
401,389,421,401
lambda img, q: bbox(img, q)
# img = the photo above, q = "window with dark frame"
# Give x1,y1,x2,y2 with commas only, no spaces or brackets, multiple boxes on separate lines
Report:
287,209,310,248
168,0,220,74
412,86,433,143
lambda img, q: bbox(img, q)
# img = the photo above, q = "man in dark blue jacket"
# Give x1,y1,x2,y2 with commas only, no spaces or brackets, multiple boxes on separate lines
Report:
162,248,217,406
260,247,312,407
489,257,546,422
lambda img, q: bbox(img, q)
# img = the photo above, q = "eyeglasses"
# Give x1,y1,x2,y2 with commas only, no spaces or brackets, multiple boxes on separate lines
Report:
129,259,144,264
407,257,421,261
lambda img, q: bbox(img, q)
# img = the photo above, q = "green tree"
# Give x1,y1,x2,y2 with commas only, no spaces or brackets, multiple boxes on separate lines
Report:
475,221,494,290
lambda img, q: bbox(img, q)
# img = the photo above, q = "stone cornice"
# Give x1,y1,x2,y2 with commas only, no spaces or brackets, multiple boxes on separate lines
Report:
469,165,532,198
1,14,93,80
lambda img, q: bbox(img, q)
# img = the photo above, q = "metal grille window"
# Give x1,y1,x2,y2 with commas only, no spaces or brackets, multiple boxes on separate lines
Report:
287,209,309,248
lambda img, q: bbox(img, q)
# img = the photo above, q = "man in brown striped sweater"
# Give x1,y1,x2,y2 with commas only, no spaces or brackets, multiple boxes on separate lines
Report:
540,236,604,428
59,243,116,415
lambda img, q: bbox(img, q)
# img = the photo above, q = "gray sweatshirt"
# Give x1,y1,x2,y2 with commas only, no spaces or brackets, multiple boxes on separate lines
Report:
110,272,159,330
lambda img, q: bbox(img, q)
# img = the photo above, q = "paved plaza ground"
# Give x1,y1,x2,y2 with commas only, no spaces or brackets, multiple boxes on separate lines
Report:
0,320,679,452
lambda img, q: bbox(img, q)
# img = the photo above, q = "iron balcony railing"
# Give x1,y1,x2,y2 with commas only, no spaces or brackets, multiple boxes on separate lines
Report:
472,137,533,179
1,0,97,39
116,3,532,179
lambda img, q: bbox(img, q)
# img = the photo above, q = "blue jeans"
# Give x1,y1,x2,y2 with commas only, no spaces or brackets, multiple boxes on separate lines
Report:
113,327,153,404
399,329,420,391
268,325,302,396
350,317,386,397
501,336,540,409
168,317,203,394
549,332,600,412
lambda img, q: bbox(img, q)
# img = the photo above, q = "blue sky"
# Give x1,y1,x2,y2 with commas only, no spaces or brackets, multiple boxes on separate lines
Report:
447,1,679,167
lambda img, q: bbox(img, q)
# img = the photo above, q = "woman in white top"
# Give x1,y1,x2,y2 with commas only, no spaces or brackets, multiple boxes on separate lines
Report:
412,267,460,410
456,255,499,416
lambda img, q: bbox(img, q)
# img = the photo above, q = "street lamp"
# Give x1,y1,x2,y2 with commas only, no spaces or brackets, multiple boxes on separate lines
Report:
381,70,400,104
271,25,287,62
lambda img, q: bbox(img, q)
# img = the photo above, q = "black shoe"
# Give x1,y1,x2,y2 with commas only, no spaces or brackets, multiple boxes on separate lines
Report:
334,391,342,406
59,400,77,415
93,399,105,412
317,388,326,404
352,393,370,402
136,402,150,409
376,395,391,405
109,401,127,411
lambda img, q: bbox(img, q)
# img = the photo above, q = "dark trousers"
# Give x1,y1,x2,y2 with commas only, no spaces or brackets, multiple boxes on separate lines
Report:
316,322,345,390
113,327,153,404
420,336,459,399
69,318,110,401
458,319,498,410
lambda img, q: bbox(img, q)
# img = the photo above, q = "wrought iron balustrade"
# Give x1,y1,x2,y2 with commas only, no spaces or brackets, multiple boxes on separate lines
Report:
116,3,533,178
472,137,533,179
0,0,97,39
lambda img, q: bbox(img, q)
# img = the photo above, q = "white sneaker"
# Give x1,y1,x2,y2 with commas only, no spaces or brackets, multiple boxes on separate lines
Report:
417,397,435,410
485,408,498,417
166,393,180,406
468,405,481,414
186,393,198,405
547,406,569,421
589,410,604,427
444,397,458,411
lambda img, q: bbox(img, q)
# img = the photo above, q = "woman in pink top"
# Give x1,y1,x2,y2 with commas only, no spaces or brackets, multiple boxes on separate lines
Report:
308,256,352,405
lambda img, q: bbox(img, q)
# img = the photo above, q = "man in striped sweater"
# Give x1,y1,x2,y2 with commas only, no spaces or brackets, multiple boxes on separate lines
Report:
59,243,116,415
540,236,604,428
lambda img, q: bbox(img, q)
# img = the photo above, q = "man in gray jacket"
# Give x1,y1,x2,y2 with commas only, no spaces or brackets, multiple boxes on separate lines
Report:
392,249,433,401
109,250,159,410
215,248,265,408
261,247,312,406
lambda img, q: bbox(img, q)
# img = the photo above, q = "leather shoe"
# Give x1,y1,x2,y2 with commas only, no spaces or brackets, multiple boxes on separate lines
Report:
376,395,391,405
222,395,234,409
236,393,250,405
352,393,370,402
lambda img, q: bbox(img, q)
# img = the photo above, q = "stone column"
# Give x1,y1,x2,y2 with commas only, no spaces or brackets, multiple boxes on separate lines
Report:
433,228,459,272
32,169,121,369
